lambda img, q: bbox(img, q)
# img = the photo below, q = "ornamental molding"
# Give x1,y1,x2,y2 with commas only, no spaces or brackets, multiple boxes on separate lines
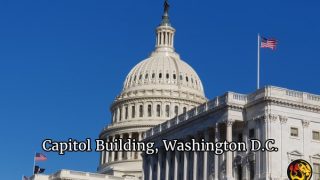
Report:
224,119,235,126
302,120,310,128
279,115,288,124
267,98,320,113
100,124,154,137
311,154,320,159
111,95,205,110
251,113,278,123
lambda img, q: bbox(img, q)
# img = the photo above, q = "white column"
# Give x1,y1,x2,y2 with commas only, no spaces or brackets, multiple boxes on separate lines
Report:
214,124,220,180
255,120,261,179
242,123,249,179
100,151,104,165
193,150,198,180
149,156,153,180
157,149,162,180
111,136,115,162
226,120,234,180
165,151,171,180
174,151,179,180
119,134,123,161
138,132,143,160
183,151,188,180
203,131,209,180
104,137,109,163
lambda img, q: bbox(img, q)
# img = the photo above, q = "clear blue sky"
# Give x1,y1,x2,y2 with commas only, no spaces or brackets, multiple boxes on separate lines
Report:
0,0,319,179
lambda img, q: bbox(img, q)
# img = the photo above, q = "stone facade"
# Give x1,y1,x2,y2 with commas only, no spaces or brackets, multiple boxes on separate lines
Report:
143,86,320,180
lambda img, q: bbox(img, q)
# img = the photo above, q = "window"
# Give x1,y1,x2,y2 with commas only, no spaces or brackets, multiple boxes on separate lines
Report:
166,73,169,79
157,105,161,117
125,106,128,119
314,163,320,180
139,105,143,117
152,73,155,79
145,74,148,79
290,127,299,137
313,131,320,141
139,74,142,80
174,106,179,116
159,73,162,78
148,105,152,117
132,106,135,118
186,76,189,82
119,108,122,121
173,74,176,79
183,107,187,114
249,129,255,139
134,75,137,81
166,105,170,117
114,110,118,122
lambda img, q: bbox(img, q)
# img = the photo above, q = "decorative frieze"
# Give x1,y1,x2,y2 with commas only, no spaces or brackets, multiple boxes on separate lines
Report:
279,115,288,124
302,120,310,128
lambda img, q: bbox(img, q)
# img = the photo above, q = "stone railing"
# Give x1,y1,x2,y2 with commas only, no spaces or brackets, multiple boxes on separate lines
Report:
145,92,247,138
145,86,320,139
249,86,320,107
47,169,128,180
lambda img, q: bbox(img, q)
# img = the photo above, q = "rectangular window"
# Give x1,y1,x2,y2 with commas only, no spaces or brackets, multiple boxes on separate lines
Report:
314,163,320,180
125,106,128,119
313,131,320,141
132,106,135,118
290,127,299,137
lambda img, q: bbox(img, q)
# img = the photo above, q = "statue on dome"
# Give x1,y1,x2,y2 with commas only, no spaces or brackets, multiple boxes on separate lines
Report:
164,0,170,15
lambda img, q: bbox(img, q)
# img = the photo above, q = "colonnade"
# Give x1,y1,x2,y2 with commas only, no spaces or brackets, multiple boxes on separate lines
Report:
143,120,238,180
100,131,145,165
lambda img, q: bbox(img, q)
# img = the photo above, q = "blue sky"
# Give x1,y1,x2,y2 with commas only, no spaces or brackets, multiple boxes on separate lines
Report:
0,0,319,179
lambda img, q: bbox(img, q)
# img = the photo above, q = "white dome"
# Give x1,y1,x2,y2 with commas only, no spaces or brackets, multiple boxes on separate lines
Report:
122,52,205,98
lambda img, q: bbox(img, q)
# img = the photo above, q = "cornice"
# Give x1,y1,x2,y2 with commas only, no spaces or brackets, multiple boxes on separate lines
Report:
110,95,206,110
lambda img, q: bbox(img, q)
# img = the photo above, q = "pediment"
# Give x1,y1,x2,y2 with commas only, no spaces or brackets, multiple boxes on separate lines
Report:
287,150,303,156
312,153,320,159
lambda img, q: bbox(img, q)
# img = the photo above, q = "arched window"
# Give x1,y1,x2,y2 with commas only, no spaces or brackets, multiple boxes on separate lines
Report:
148,105,152,117
132,106,135,118
166,105,170,117
183,107,187,114
125,106,128,119
114,110,118,122
174,106,179,116
157,104,161,117
139,105,143,117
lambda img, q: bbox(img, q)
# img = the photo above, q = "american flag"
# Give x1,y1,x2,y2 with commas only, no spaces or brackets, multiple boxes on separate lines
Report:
261,37,278,50
35,153,47,161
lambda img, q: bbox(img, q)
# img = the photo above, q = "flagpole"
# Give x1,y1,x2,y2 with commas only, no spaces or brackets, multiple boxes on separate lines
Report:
257,33,260,89
33,152,36,175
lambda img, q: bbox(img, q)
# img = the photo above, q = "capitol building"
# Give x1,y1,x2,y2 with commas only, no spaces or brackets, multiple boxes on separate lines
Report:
30,1,320,180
